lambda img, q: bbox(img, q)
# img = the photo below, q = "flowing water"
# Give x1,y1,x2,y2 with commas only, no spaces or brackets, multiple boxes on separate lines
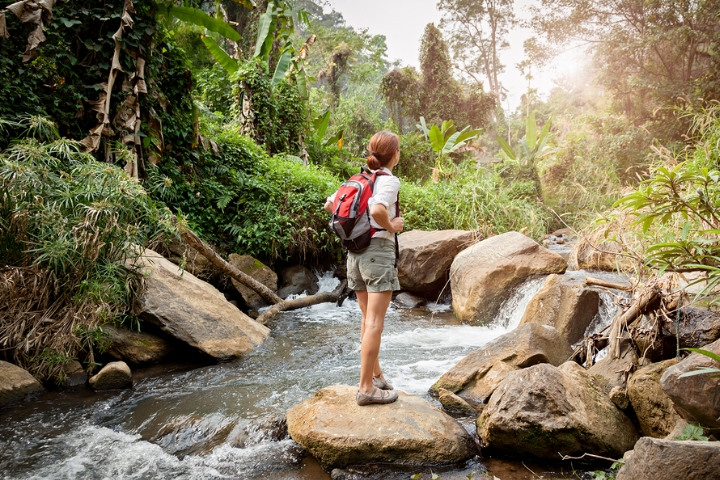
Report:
0,271,628,480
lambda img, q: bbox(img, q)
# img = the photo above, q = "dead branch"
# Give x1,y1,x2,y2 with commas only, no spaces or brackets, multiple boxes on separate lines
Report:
585,276,632,291
256,280,348,325
559,452,620,463
607,282,663,358
177,223,350,325
178,227,283,305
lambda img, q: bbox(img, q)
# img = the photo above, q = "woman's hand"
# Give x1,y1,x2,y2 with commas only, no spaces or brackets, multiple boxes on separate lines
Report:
390,216,404,233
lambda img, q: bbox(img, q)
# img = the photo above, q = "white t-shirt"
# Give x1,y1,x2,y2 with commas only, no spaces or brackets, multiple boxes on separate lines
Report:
326,167,400,240
367,168,400,240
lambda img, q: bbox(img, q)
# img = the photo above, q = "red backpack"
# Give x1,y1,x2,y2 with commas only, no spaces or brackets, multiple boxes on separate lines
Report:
329,167,389,252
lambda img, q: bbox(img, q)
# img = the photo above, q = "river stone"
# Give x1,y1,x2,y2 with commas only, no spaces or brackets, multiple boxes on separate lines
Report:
286,384,475,469
393,292,427,309
133,249,270,361
104,324,175,365
60,360,87,388
519,273,600,345
163,235,217,282
431,323,573,409
660,338,720,429
477,362,639,460
665,306,720,349
397,229,479,299
228,253,278,310
615,437,720,480
588,333,638,393
450,231,567,324
627,359,681,438
89,361,133,390
277,265,318,298
0,360,44,406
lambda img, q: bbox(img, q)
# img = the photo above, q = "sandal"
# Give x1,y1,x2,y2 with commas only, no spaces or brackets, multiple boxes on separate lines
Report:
356,387,398,406
372,375,394,390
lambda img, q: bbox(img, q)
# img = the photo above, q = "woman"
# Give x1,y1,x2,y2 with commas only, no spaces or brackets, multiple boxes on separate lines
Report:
325,130,404,406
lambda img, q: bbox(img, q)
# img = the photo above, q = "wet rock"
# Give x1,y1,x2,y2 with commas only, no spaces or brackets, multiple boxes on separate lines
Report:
437,388,476,416
450,231,567,324
104,324,175,365
519,273,600,345
132,249,270,361
0,360,44,406
398,229,479,299
665,306,720,350
588,333,638,393
89,361,133,390
661,338,720,429
393,292,427,309
228,254,278,310
478,362,639,460
286,385,475,470
431,323,573,409
627,359,681,438
615,437,720,480
278,265,318,298
60,360,87,388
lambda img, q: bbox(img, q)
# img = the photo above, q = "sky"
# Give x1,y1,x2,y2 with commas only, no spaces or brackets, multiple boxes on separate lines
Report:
324,0,583,111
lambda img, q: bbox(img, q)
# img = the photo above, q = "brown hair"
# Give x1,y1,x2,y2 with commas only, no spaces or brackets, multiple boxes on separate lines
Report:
366,130,399,170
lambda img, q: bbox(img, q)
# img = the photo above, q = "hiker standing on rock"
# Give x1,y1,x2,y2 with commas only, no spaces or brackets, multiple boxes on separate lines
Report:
325,130,404,406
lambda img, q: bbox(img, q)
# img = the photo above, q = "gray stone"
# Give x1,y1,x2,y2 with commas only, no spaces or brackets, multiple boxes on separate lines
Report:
286,385,475,469
477,362,639,460
104,324,175,365
0,360,44,406
519,273,600,345
133,249,270,361
277,265,318,298
450,231,567,324
89,361,133,390
397,229,479,299
431,323,573,408
229,253,278,310
661,338,720,429
627,359,681,438
615,437,720,480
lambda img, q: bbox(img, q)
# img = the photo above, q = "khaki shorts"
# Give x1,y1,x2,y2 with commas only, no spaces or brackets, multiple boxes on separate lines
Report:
346,237,400,292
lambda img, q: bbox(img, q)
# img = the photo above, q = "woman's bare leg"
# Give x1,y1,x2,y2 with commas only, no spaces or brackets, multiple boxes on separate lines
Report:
356,290,384,380
358,290,392,395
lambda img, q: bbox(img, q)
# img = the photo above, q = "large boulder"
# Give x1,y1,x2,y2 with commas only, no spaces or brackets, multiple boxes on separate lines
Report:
0,361,44,406
398,229,479,299
431,323,573,409
286,385,475,470
228,254,278,311
133,249,270,361
615,437,720,480
277,265,318,299
162,235,218,282
89,361,133,390
665,306,720,350
478,362,639,460
661,338,720,430
519,273,600,345
104,324,175,365
450,232,567,324
627,359,682,438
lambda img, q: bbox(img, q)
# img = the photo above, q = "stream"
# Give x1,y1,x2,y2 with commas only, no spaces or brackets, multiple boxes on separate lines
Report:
0,269,628,480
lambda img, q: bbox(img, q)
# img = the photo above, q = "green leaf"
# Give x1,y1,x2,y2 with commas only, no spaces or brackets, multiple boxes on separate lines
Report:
295,68,308,98
164,5,241,42
272,50,293,84
456,128,483,144
428,126,444,153
313,110,330,141
681,348,720,363
496,135,516,161
525,111,537,149
201,36,239,75
254,2,275,60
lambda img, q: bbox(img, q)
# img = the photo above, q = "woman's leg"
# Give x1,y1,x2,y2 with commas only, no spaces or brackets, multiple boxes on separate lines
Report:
356,290,384,381
358,290,392,395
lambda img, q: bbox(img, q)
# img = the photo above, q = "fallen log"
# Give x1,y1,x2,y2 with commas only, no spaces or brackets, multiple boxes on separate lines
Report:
256,280,348,325
607,281,663,358
585,276,632,291
179,226,283,305
177,223,349,325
